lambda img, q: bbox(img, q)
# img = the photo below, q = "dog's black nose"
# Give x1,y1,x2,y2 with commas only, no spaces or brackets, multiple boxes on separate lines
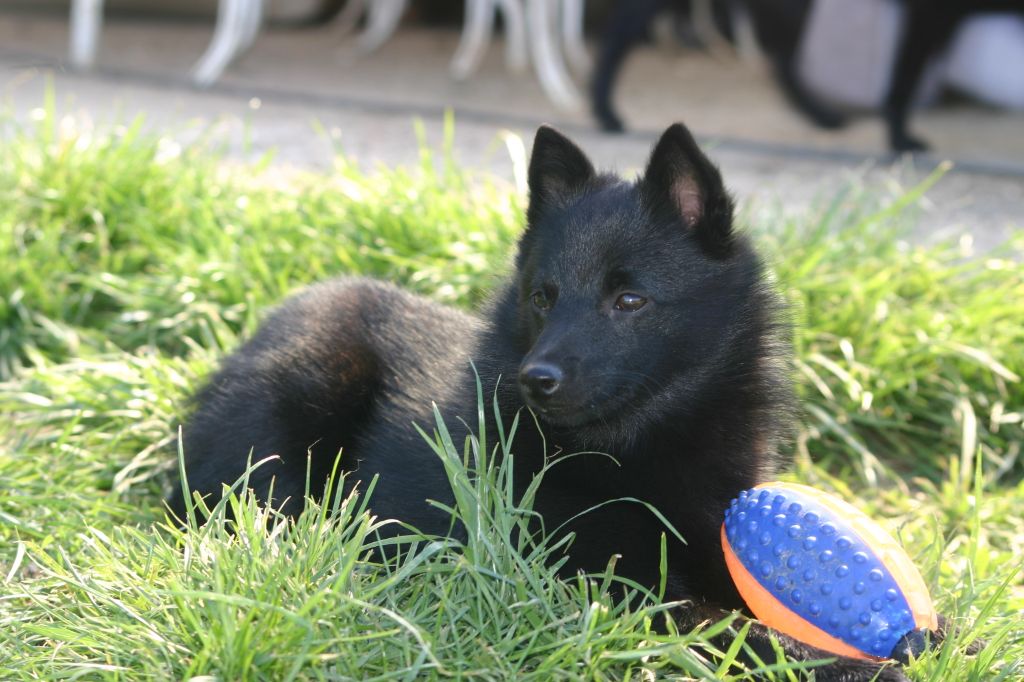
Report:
519,362,564,400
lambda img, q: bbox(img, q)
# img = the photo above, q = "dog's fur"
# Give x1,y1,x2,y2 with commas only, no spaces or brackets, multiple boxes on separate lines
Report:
173,124,941,679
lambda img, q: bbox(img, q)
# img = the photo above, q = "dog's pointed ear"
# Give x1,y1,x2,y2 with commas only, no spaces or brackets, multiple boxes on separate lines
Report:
642,123,734,257
527,125,596,224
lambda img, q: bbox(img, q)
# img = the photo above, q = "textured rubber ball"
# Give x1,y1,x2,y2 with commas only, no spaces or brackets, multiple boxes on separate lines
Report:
722,482,938,661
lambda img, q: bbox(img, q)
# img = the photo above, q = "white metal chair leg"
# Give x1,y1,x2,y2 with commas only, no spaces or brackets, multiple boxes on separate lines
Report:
496,0,528,72
69,0,105,69
692,0,733,56
561,0,589,74
333,0,367,35
239,0,265,51
357,0,407,53
451,0,494,80
526,0,583,110
728,0,762,64
192,0,254,87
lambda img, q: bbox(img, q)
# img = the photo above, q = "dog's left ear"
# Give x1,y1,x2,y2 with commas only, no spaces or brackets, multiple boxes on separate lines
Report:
642,123,734,257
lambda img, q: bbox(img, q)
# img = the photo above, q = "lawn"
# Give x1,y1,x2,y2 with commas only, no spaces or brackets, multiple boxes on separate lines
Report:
1,105,1021,680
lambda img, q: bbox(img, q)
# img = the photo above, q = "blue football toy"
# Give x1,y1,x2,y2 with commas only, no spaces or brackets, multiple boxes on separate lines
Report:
722,482,938,661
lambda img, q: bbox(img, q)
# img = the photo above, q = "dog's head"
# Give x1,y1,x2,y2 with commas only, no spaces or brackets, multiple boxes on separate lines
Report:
513,123,774,447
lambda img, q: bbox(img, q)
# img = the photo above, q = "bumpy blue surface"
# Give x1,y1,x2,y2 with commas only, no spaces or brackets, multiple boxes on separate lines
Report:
723,486,915,658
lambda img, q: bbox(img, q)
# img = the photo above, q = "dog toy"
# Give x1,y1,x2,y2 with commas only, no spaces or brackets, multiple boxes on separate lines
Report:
722,482,938,661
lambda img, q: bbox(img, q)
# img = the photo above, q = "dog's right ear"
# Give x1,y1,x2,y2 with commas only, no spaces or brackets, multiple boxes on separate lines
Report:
642,123,734,258
527,125,595,225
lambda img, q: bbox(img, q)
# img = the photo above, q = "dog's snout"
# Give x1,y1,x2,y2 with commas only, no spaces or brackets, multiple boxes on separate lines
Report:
520,362,564,400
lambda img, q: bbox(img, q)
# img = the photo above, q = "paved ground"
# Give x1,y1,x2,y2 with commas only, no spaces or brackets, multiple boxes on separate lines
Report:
1,9,1022,250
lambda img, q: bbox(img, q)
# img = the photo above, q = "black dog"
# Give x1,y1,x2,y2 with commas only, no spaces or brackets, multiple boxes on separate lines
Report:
174,124,936,679
592,1,845,137
884,0,1024,151
592,0,1024,152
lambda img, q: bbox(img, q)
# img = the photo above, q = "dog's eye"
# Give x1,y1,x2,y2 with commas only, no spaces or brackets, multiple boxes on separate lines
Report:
614,293,647,312
531,290,552,312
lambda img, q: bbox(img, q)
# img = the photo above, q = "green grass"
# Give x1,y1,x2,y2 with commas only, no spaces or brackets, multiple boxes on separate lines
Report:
1,105,1022,680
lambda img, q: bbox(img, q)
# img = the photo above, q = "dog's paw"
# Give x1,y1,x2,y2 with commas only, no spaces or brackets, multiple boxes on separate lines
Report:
890,132,930,153
932,613,986,655
962,636,986,656
805,106,848,131
889,614,985,664
592,105,625,133
806,658,909,682
871,664,912,682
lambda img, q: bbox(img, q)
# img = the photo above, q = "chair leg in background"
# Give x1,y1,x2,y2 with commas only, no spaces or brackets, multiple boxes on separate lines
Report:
527,0,583,110
497,0,528,72
357,0,408,53
69,0,106,69
192,0,257,87
451,0,495,80
561,0,589,74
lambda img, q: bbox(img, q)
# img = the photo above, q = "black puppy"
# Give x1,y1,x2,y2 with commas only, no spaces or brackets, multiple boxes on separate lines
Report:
174,124,931,679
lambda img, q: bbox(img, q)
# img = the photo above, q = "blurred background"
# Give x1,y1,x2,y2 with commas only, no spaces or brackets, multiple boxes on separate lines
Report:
1,0,1022,246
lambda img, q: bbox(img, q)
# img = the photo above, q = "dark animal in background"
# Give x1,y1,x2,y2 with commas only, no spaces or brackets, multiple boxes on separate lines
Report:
174,123,953,679
592,1,843,137
883,0,1024,151
591,0,1024,152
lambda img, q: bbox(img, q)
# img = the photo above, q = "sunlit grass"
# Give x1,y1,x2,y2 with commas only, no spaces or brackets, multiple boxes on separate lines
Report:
1,106,1021,679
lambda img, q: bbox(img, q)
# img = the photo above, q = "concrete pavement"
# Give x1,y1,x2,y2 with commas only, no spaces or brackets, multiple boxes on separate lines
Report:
1,9,1021,250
